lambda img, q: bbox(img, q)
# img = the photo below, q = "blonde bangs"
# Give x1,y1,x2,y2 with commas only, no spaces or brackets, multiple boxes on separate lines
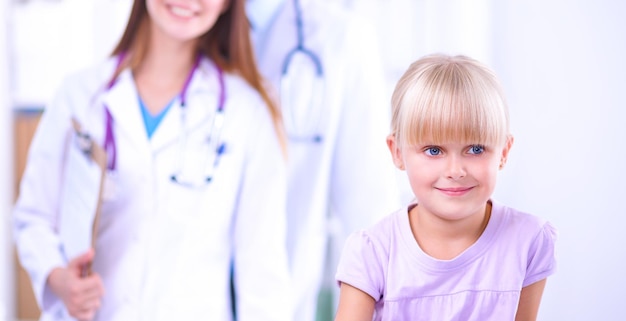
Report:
391,55,509,147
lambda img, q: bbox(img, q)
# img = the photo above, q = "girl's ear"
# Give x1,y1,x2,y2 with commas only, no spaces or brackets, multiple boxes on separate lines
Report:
499,135,515,169
387,134,405,170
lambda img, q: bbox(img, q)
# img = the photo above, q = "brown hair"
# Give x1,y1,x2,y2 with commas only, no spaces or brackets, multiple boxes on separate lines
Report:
111,0,286,155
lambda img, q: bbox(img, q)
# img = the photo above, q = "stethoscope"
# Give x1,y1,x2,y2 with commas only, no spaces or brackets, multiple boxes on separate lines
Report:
280,0,325,143
97,53,226,188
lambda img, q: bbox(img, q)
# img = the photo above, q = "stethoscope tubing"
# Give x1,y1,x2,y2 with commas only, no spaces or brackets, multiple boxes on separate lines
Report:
101,54,225,172
281,0,323,77
280,0,325,143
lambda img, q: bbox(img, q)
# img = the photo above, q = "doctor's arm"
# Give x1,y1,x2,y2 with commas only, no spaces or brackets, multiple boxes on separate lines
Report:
232,101,292,321
13,78,103,317
47,250,104,321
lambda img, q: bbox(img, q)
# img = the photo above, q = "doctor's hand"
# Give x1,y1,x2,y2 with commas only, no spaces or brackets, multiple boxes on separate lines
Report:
47,249,105,321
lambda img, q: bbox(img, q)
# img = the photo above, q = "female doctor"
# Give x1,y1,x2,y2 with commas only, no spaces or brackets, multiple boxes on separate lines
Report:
246,0,402,320
13,0,291,320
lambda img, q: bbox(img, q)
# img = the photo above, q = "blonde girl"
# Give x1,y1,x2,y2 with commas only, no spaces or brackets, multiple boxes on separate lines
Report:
334,54,556,321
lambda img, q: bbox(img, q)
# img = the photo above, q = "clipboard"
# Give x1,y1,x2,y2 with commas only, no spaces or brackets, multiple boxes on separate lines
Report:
57,118,107,276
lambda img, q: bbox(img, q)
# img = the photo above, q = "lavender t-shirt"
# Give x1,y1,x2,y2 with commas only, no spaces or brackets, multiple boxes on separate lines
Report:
335,200,557,321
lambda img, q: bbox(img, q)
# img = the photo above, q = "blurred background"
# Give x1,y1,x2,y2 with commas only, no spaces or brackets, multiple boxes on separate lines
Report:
1,0,625,320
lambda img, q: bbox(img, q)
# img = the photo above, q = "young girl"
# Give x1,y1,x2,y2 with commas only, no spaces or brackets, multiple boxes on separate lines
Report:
334,54,557,321
13,1,291,320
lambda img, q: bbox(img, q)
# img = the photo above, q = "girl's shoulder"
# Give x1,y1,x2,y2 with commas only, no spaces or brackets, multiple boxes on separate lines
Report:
490,201,558,285
336,207,410,300
489,201,558,265
492,200,557,237
347,206,411,255
371,206,408,235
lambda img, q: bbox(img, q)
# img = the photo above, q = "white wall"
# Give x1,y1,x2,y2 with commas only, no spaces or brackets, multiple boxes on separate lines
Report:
490,1,626,320
11,0,131,109
1,0,15,319
364,0,626,320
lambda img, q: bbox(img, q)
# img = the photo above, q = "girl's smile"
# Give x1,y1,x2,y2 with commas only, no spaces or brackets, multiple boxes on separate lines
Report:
435,186,475,197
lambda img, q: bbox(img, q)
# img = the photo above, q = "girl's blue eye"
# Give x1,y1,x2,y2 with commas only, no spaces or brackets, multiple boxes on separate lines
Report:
425,147,441,156
468,145,485,154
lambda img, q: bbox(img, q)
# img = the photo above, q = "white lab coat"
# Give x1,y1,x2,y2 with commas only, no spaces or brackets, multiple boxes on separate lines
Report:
13,57,292,321
251,2,402,320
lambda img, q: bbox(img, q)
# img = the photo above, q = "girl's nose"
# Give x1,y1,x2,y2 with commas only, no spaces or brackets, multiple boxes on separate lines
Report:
445,155,466,180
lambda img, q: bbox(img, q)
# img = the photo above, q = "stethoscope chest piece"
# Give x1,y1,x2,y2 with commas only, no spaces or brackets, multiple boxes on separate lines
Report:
170,107,227,188
169,65,227,188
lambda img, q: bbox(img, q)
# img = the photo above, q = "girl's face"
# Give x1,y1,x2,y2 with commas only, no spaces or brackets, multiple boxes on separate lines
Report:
388,135,513,222
146,0,229,44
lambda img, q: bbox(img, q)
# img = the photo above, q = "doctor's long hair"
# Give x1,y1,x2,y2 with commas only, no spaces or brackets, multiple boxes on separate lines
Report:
110,0,287,155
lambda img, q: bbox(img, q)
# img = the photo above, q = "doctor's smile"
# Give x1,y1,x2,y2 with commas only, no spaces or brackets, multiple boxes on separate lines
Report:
168,5,198,19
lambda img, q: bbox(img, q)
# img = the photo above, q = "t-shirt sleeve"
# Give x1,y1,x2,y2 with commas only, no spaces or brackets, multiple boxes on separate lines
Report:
523,221,558,287
335,230,385,301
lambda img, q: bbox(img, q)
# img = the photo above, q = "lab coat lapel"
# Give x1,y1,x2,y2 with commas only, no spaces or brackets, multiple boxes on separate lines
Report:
101,69,148,148
149,58,221,153
148,99,182,152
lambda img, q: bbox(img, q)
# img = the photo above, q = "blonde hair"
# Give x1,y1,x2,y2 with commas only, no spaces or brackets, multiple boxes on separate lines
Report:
390,54,510,148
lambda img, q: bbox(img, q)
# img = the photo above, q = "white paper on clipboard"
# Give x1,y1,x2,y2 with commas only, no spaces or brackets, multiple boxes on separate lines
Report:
58,118,107,272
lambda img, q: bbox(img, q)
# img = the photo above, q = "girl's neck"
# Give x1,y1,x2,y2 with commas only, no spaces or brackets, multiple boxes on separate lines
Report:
409,201,492,260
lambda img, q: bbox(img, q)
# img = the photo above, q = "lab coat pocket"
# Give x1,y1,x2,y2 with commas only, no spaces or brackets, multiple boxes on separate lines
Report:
169,130,226,189
166,144,219,222
155,249,232,321
156,295,230,321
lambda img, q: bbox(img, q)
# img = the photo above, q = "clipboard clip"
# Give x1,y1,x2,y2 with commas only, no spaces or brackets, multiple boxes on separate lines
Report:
75,129,94,157
71,118,107,171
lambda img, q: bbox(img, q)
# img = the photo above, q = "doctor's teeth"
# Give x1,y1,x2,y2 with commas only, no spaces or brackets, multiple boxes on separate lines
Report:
170,6,195,18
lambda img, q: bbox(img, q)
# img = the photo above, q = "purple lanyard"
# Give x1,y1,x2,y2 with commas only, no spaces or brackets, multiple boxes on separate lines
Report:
103,54,225,170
